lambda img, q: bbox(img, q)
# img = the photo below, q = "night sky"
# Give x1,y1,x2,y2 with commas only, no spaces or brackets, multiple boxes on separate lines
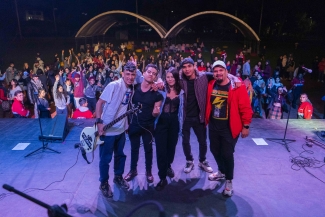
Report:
0,0,324,38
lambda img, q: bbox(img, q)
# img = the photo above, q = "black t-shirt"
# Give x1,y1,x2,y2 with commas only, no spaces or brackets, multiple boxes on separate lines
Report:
130,83,163,126
209,81,230,130
186,79,199,117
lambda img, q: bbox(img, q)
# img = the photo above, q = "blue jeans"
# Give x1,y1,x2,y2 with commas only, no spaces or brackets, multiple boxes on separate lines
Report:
99,133,126,183
56,106,68,115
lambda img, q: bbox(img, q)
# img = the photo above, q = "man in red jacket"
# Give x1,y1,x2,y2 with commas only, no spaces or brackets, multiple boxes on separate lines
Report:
297,93,313,119
205,60,252,197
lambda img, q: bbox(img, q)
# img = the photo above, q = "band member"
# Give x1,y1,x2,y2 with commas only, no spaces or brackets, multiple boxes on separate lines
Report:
154,67,184,191
179,58,241,174
205,60,252,197
124,64,163,184
96,62,136,198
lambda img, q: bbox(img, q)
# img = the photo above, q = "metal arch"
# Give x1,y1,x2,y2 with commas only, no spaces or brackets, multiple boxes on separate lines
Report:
75,10,167,38
165,11,260,41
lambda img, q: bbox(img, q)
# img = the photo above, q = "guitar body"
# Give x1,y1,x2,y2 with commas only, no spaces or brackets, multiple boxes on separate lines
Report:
79,104,141,156
80,126,104,153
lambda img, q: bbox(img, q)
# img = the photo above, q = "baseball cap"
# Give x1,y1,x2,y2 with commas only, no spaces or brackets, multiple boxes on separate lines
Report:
212,60,227,69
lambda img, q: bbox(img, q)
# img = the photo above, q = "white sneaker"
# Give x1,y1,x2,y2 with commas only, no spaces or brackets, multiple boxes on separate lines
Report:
222,180,233,197
198,160,213,173
208,171,225,181
184,161,194,173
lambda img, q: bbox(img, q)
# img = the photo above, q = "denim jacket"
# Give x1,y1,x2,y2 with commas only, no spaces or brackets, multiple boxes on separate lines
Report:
154,88,184,135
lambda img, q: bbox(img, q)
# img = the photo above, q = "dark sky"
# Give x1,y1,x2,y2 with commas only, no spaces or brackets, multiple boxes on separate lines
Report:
0,0,324,38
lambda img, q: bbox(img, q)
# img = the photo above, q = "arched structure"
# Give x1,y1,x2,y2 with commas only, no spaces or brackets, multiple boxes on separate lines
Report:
165,11,260,42
75,10,167,38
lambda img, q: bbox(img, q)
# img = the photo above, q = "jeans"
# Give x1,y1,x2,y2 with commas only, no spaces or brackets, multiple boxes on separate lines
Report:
99,133,126,183
209,124,238,180
182,116,207,162
129,124,154,171
56,106,68,116
155,112,179,179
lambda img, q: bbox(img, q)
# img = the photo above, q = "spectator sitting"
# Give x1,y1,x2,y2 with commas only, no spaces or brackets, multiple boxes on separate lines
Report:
12,90,29,118
297,93,313,119
197,62,206,72
72,97,93,119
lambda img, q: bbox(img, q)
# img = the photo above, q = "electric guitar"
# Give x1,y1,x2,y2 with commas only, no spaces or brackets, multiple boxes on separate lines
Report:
79,104,141,153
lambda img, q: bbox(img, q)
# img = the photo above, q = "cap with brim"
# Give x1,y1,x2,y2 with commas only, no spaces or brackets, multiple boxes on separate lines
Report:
180,58,195,67
212,60,227,69
32,74,39,77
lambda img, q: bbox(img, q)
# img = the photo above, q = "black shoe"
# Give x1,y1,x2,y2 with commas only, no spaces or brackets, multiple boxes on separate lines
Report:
99,181,113,198
114,175,130,189
167,167,175,178
124,170,138,182
155,179,167,191
146,170,154,183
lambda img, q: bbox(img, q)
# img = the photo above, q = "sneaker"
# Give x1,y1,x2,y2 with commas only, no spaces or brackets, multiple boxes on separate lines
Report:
167,167,175,178
222,180,233,197
155,179,167,191
146,170,154,183
124,170,138,182
198,160,213,173
208,171,225,181
113,175,130,189
99,181,113,198
183,161,194,173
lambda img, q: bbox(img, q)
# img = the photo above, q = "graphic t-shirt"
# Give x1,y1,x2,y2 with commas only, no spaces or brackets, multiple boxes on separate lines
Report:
210,81,230,130
130,83,163,126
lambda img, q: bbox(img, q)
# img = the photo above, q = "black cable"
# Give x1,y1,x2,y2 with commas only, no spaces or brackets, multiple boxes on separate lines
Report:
290,143,325,184
0,148,81,201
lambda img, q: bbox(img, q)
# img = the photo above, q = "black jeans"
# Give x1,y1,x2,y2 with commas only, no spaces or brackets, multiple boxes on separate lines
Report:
129,124,154,171
155,112,179,179
209,123,238,180
182,116,207,162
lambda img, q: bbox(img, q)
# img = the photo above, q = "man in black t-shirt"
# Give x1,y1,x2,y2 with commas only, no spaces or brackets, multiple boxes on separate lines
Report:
124,64,163,183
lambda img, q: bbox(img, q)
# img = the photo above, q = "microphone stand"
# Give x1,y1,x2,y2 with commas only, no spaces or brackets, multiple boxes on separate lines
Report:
266,89,295,152
2,184,72,217
25,82,60,157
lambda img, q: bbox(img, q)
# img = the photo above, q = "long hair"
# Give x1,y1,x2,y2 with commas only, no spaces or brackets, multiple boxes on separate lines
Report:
56,84,68,100
165,67,181,95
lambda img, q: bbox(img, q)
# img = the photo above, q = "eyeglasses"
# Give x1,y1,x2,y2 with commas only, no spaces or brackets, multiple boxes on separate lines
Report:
146,70,157,76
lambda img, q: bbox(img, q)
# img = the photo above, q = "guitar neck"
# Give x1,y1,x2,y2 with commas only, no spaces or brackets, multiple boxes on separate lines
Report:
103,113,129,132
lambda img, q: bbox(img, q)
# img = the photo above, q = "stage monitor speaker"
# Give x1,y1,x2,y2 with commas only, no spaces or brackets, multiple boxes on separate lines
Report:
39,114,69,143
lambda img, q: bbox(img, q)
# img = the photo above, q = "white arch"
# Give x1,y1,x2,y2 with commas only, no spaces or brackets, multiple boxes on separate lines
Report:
75,10,167,38
165,11,260,41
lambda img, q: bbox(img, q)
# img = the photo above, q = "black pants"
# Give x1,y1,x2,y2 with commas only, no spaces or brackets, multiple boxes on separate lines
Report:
129,124,154,171
155,112,179,179
209,123,238,180
86,97,97,113
182,116,207,162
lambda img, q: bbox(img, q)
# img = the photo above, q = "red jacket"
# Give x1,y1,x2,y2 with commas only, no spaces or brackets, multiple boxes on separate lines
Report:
72,108,93,119
12,98,29,117
0,89,7,101
298,102,313,119
205,80,252,138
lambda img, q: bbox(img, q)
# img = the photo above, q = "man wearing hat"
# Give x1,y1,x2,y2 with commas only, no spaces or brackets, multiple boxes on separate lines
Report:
179,58,241,174
27,73,44,118
205,60,252,197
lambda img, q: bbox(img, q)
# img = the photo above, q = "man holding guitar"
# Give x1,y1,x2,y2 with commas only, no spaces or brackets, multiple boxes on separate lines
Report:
95,61,137,198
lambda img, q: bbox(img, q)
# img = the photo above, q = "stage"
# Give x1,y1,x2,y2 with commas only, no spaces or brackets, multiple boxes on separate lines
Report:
0,118,324,217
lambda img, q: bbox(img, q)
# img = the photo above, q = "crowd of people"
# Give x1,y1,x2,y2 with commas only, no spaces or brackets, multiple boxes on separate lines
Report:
0,40,318,199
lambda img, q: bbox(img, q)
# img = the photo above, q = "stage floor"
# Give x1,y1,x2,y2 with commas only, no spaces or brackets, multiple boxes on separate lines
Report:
0,118,325,217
